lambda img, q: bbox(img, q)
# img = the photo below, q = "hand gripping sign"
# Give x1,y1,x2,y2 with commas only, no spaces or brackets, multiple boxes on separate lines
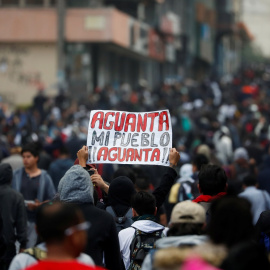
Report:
87,110,172,166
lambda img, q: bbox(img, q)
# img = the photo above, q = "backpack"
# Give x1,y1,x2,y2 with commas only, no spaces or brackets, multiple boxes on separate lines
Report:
177,181,194,202
128,227,163,270
106,206,133,233
23,247,47,260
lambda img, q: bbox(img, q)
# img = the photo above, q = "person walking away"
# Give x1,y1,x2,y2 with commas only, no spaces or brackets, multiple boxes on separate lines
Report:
141,200,207,270
23,202,105,270
0,163,27,270
118,191,166,270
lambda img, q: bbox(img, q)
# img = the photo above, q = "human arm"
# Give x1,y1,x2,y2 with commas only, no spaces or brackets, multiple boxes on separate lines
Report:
15,195,27,250
91,172,109,194
77,145,89,167
153,148,180,210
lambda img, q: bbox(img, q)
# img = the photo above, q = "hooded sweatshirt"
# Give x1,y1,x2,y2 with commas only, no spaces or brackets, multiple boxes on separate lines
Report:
58,165,94,203
58,165,121,270
0,163,27,256
107,176,136,216
118,219,165,270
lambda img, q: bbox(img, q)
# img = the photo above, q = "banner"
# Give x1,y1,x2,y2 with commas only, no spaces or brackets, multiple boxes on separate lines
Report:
87,110,172,166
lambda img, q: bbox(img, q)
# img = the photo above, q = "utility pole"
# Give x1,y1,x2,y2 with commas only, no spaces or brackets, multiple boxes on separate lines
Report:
57,0,66,91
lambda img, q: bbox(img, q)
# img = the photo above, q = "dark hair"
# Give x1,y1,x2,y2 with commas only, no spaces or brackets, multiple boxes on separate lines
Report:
36,202,82,243
198,164,227,195
192,154,209,171
208,197,254,248
21,143,39,158
243,175,257,187
167,223,205,237
131,191,156,216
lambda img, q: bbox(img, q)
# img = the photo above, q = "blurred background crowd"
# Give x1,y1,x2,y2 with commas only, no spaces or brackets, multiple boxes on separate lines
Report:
1,65,270,182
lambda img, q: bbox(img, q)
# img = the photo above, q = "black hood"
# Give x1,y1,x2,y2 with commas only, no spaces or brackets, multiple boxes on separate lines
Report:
0,163,13,185
108,176,136,207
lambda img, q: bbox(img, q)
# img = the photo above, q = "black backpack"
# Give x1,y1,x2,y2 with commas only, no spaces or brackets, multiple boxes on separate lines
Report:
177,181,194,202
106,206,133,233
129,227,163,270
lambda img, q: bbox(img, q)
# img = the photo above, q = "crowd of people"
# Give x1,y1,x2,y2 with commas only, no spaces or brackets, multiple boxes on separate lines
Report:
1,65,270,269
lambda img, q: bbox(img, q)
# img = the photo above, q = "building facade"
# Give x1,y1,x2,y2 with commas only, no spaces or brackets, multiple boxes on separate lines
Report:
0,0,251,105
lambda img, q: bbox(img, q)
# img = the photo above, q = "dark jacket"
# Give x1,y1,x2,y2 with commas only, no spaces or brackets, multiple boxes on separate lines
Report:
258,156,270,194
12,167,56,202
48,158,74,189
0,164,27,260
58,165,121,270
153,167,178,209
79,203,121,270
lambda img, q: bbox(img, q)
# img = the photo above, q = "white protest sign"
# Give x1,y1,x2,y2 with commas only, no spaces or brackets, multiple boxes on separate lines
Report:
87,110,172,166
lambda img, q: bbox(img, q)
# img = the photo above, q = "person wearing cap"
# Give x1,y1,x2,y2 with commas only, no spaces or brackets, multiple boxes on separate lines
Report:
226,147,257,182
141,201,207,270
224,147,258,195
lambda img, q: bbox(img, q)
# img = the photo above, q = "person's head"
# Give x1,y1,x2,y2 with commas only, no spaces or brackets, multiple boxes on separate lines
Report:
198,165,227,196
243,175,258,188
192,154,209,173
58,165,94,204
131,191,156,217
233,147,249,162
108,176,136,207
197,144,211,161
208,197,254,248
168,201,206,236
0,163,13,185
36,202,89,257
179,164,193,179
21,143,39,170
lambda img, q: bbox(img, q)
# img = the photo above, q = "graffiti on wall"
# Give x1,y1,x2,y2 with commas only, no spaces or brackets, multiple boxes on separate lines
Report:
0,45,44,88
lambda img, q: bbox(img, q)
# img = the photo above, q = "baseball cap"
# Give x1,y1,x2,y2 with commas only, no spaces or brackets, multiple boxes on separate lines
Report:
170,201,206,224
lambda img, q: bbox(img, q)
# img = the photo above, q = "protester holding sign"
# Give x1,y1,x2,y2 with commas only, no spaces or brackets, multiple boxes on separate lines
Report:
76,145,179,210
87,110,172,166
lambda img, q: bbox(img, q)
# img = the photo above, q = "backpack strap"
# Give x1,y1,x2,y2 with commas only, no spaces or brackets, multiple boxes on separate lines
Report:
106,206,132,224
23,247,47,261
